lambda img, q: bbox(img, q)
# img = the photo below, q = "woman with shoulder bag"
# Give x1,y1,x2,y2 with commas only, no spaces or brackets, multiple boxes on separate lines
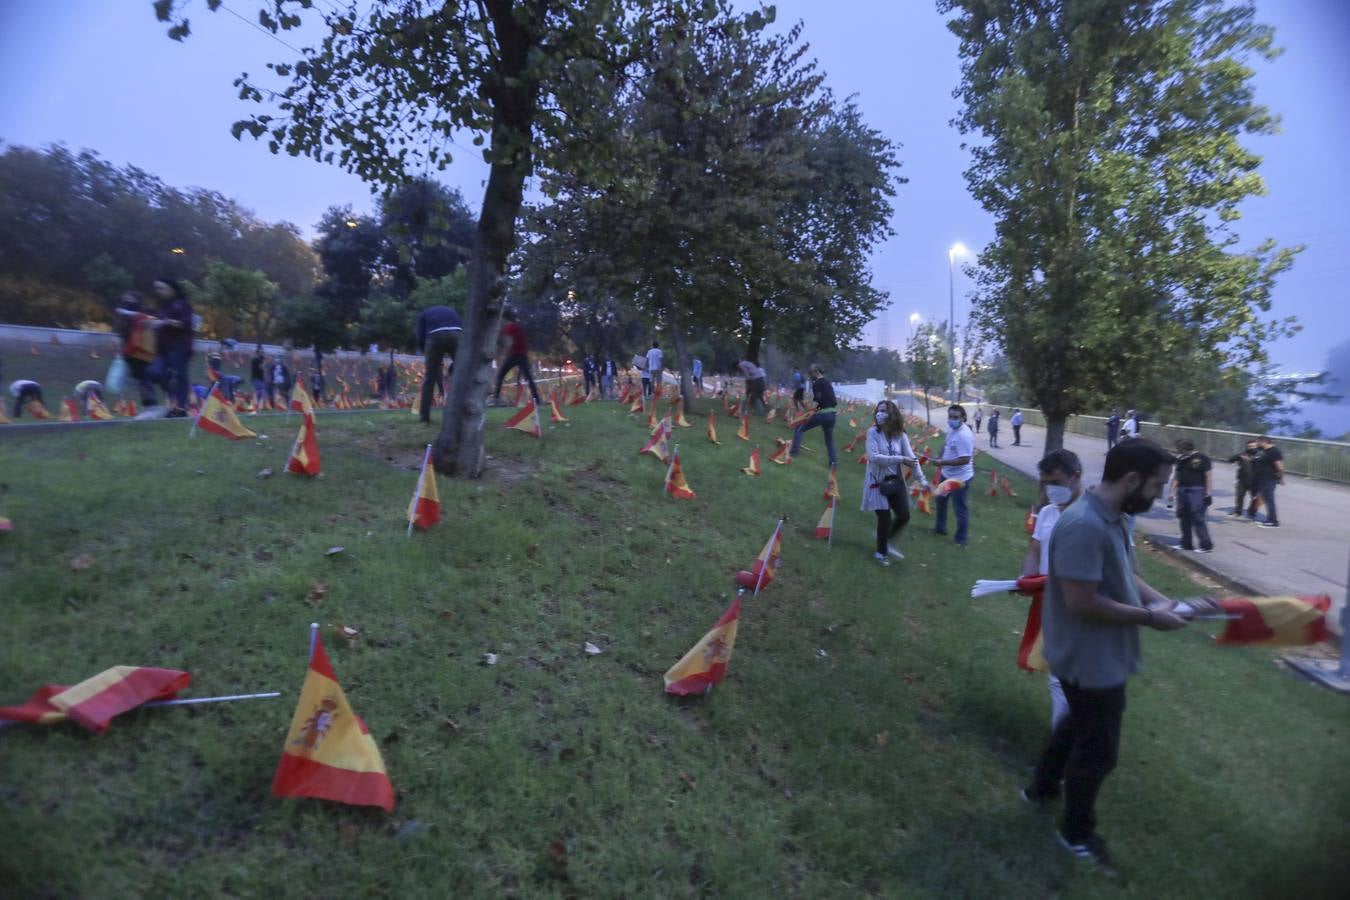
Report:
861,399,927,566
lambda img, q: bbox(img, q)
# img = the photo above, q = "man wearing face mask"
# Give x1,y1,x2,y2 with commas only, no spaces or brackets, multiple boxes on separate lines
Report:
933,404,976,547
1022,439,1209,875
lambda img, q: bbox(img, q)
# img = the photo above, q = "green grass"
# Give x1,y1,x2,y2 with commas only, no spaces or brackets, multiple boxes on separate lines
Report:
1,402,1346,898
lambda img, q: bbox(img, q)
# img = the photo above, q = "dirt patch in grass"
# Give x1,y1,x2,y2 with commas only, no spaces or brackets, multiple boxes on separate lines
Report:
482,456,539,487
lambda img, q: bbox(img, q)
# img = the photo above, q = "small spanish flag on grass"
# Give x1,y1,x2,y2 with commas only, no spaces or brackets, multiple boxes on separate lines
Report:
707,411,721,445
271,633,395,811
504,401,542,438
290,380,315,415
87,395,114,420
639,417,671,464
195,386,257,440
0,667,191,731
286,412,321,477
741,447,761,476
814,497,836,543
407,443,440,532
735,518,783,593
25,399,52,419
663,596,741,696
737,414,750,441
823,469,839,500
664,444,695,499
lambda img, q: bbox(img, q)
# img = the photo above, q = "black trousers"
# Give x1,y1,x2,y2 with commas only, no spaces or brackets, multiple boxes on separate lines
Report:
1031,680,1126,843
874,489,911,555
1012,424,1022,444
494,353,540,405
420,330,459,421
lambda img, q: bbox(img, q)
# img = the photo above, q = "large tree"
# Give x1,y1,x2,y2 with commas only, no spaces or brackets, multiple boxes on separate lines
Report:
941,0,1301,452
905,320,950,425
158,0,671,477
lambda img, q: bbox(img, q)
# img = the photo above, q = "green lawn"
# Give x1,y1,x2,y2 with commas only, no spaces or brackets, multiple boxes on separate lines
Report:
1,402,1345,898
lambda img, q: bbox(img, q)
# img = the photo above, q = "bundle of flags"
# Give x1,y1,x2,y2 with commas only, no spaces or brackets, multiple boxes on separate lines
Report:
0,666,192,731
734,519,783,593
272,633,396,811
663,596,741,696
407,444,441,531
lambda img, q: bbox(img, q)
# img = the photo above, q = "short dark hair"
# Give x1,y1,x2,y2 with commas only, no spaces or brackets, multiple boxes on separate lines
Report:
948,404,966,421
1103,439,1174,483
1037,448,1082,478
1176,439,1196,452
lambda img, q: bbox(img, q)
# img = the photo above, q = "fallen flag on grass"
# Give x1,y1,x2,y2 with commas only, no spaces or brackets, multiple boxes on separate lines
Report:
663,596,741,696
0,667,192,731
286,411,321,477
272,634,395,811
664,444,696,499
195,386,257,440
407,444,440,531
735,518,783,594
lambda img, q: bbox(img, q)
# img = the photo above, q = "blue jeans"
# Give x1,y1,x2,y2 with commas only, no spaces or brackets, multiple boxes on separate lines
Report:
789,410,837,468
934,479,972,545
148,345,191,410
1178,486,1212,550
600,374,614,398
1255,478,1279,525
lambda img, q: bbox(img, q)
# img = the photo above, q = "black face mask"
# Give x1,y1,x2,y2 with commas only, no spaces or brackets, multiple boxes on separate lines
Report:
1121,483,1156,515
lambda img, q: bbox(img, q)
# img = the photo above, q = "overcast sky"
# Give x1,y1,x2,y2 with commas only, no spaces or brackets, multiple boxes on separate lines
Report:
1,1,1347,427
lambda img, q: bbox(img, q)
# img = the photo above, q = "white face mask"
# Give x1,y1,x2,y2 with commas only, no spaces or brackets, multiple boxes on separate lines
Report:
874,411,888,424
1045,484,1074,506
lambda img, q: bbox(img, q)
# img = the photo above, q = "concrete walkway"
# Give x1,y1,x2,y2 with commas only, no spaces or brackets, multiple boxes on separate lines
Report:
979,422,1350,627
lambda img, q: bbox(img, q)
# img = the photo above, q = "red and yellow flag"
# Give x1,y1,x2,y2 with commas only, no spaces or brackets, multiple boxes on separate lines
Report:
1214,595,1332,646
85,395,113,420
290,380,315,414
549,390,568,423
769,438,792,466
935,478,965,496
663,597,741,696
814,497,836,541
286,412,321,477
843,430,866,453
735,519,783,593
407,444,440,531
196,386,258,440
664,445,696,499
736,414,750,441
1024,505,1037,534
639,417,671,464
741,447,761,476
673,398,691,427
707,411,721,445
915,486,934,515
1011,576,1050,672
765,407,777,423
823,469,840,500
986,467,999,497
503,401,542,438
0,407,13,425
271,635,395,811
0,666,192,731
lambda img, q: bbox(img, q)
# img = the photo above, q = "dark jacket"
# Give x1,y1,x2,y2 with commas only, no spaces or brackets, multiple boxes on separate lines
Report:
416,306,463,352
810,377,836,410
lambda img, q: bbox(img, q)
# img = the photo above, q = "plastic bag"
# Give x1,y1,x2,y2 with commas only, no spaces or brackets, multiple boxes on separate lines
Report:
106,356,128,394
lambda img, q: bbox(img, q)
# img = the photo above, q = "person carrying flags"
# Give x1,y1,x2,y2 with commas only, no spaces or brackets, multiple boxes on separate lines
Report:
860,400,925,566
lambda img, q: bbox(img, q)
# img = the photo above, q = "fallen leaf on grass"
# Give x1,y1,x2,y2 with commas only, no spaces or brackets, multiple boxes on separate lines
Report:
584,642,603,655
257,467,273,479
679,771,698,792
70,554,96,572
253,548,273,562
305,581,328,607
329,623,360,642
875,731,890,748
442,717,460,733
548,840,568,865
815,648,829,659
326,546,345,556
482,653,499,666
525,543,539,558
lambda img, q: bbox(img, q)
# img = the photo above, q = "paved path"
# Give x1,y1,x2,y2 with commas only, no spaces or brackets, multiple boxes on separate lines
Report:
979,422,1350,629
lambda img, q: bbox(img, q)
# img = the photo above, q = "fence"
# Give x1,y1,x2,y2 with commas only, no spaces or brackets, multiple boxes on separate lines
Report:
884,387,1350,485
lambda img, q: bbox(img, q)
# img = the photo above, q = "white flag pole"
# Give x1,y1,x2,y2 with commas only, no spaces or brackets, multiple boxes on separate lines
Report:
753,518,784,596
308,621,320,661
665,443,679,495
144,691,281,709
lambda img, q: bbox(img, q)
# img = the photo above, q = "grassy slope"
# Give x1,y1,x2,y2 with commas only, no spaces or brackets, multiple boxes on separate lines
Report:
0,402,1346,899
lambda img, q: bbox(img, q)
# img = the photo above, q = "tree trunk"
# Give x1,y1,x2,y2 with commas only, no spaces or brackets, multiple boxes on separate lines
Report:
432,5,537,478
1044,412,1067,454
669,318,695,414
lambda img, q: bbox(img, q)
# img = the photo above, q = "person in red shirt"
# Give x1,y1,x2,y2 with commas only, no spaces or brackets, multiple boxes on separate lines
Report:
492,309,542,406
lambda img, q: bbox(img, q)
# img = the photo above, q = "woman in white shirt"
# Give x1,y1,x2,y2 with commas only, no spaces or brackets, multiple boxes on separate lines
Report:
860,400,926,566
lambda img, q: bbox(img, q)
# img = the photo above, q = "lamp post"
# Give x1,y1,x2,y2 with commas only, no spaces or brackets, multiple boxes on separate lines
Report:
947,242,968,402
908,312,921,414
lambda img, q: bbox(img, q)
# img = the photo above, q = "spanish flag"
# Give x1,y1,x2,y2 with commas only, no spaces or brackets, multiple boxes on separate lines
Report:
741,447,761,476
1001,476,1017,497
59,399,81,422
814,497,836,542
1214,595,1332,646
765,407,777,423
0,666,191,731
407,444,440,531
986,467,999,496
290,380,315,415
503,401,542,438
737,414,750,441
87,395,114,420
630,393,644,414
549,391,568,423
0,407,12,425
271,634,396,811
639,417,671,464
286,412,321,477
735,518,783,593
196,386,257,440
707,411,721,445
673,398,691,427
844,430,866,453
664,445,696,499
1025,506,1037,534
663,597,741,696
769,438,792,465
823,469,840,500
915,486,934,515
935,478,965,496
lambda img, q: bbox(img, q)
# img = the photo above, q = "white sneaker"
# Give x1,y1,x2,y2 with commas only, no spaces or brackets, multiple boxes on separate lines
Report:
887,545,905,560
874,552,890,567
135,406,168,420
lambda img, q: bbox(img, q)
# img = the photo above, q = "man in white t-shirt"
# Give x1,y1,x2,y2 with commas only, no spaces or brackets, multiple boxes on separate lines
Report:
1020,448,1085,732
644,341,662,398
933,403,976,547
1120,409,1139,441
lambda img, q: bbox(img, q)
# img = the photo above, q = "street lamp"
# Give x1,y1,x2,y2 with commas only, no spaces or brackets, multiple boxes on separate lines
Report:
908,312,921,414
947,242,969,402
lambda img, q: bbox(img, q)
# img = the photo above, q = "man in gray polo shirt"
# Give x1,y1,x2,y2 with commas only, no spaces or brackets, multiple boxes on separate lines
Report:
1022,439,1210,874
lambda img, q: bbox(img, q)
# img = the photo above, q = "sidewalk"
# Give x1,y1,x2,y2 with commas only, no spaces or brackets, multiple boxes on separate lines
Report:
979,422,1350,628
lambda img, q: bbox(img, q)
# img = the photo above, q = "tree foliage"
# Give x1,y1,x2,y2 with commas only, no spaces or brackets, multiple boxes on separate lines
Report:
905,320,950,424
942,0,1301,451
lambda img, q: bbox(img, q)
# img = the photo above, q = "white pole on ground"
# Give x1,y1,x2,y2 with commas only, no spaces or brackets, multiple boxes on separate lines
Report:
143,691,281,709
308,621,320,661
